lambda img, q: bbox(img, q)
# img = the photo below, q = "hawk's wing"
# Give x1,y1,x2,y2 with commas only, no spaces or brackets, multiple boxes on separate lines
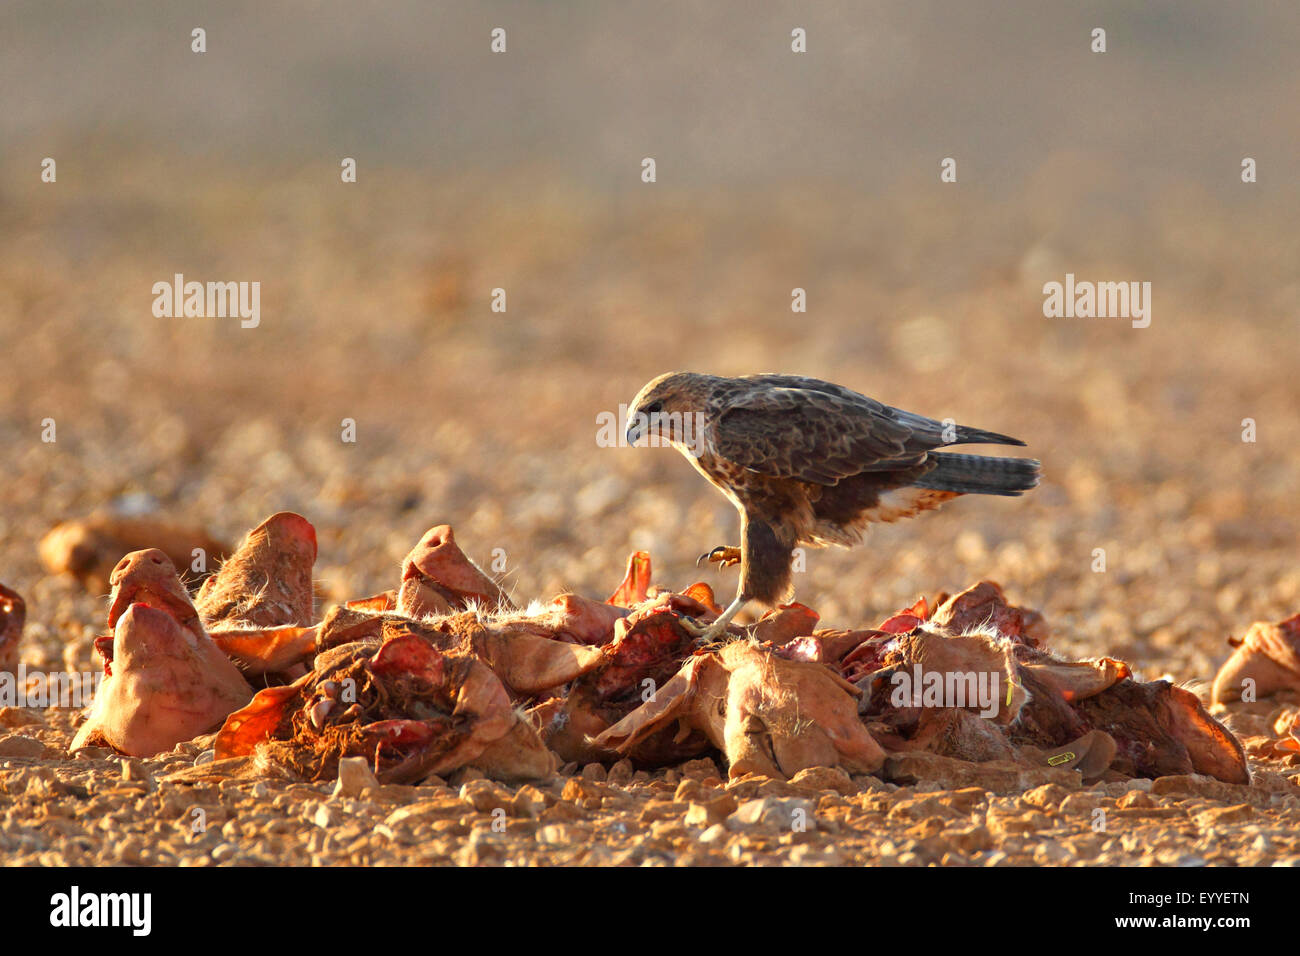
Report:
707,384,953,485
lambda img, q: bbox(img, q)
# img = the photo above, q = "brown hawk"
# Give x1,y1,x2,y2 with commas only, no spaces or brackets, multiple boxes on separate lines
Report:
625,371,1040,641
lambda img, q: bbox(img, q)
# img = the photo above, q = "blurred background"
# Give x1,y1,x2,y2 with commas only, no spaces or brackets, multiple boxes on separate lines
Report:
1,0,1298,682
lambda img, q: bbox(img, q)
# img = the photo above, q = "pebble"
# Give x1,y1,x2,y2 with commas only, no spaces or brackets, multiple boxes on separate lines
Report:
728,797,817,832
789,844,844,866
1022,783,1069,810
1116,790,1156,809
312,804,338,829
698,823,729,844
1193,803,1254,827
512,785,549,819
684,793,738,827
458,779,512,814
0,735,45,758
789,766,856,795
332,757,380,799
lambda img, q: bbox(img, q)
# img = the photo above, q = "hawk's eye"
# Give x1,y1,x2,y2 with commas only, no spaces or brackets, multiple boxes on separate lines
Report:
644,401,662,415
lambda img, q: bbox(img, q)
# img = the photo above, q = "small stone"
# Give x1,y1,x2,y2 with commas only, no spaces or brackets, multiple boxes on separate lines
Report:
904,816,946,839
882,752,1080,793
942,787,990,813
384,801,458,828
0,735,44,758
540,800,584,823
986,807,1050,836
789,766,856,795
852,774,896,793
115,836,145,864
211,842,240,863
1104,777,1153,795
312,804,337,828
446,766,485,786
606,759,634,784
943,825,993,853
639,800,682,823
332,756,380,799
0,707,43,729
684,793,738,827
1193,804,1254,827
1032,841,1071,865
698,823,729,844
1022,783,1069,810
120,758,155,787
887,795,965,823
456,828,509,865
1116,790,1155,809
580,763,607,782
512,785,548,819
789,844,843,866
1058,791,1105,816
536,824,587,845
561,778,610,803
459,779,513,814
1150,775,1259,806
674,777,705,802
677,757,720,780
728,797,817,832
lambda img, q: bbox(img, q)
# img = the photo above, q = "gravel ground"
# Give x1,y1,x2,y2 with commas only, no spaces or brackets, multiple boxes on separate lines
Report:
1,165,1298,865
3,706,1300,868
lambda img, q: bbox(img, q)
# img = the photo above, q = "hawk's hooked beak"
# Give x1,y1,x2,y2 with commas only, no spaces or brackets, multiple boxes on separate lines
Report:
625,411,646,446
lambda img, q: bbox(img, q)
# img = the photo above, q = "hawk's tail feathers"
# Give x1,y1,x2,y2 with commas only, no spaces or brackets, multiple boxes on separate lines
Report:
949,425,1027,447
912,452,1041,497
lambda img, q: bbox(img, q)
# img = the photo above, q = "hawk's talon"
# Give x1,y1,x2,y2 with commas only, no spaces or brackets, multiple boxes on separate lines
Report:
678,614,732,645
678,615,709,636
696,545,742,570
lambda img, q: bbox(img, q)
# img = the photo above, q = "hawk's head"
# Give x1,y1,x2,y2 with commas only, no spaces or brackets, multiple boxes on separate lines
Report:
625,371,712,453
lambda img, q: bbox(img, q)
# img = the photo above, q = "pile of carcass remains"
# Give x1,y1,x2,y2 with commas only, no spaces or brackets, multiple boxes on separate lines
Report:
13,511,1289,788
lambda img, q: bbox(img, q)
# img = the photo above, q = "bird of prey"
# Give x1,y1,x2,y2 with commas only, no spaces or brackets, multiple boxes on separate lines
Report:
625,372,1040,642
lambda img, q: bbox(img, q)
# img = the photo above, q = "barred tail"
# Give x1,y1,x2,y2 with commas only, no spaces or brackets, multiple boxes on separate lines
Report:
912,452,1041,497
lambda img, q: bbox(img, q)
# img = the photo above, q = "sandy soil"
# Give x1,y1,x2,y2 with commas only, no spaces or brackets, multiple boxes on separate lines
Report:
1,164,1299,865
